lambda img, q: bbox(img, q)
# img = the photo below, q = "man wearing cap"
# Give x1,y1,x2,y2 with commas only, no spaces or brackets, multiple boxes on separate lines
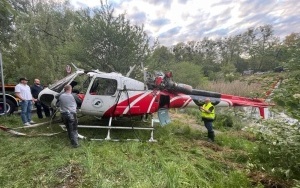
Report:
200,97,215,142
15,77,35,126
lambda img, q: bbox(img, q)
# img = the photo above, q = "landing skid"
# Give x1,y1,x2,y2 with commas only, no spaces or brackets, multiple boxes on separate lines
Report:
62,116,158,142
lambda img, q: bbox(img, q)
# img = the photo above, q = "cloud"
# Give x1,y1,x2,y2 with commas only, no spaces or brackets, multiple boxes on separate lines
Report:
146,0,173,9
211,0,233,7
129,11,147,24
178,0,188,4
72,0,89,9
151,18,171,27
159,26,182,38
71,0,300,46
238,0,275,18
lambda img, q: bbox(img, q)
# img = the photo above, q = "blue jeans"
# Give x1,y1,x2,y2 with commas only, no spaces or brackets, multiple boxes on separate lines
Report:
204,121,214,132
204,121,215,141
20,100,32,124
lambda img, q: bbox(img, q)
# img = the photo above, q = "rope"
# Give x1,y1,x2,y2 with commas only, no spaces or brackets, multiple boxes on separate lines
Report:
0,125,65,137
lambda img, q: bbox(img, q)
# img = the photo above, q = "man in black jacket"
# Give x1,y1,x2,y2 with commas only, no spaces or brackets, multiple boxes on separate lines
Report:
31,78,51,118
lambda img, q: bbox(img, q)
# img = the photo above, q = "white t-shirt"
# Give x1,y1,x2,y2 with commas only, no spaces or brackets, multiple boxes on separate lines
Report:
15,83,33,100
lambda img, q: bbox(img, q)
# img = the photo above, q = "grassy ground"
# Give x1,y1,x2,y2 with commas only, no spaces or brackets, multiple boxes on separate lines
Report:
0,112,292,188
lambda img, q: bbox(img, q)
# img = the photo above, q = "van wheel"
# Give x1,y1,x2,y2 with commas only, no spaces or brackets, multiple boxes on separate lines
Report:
0,99,16,115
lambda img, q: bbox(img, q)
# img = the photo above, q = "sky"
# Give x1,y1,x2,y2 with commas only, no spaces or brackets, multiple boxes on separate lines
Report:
70,0,300,46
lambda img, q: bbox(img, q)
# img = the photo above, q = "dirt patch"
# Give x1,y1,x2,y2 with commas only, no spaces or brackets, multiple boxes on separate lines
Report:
248,171,292,188
196,140,223,152
55,161,84,188
229,131,257,142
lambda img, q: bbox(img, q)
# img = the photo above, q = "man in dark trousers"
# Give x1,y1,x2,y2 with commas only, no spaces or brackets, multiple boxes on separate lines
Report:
200,98,215,142
31,78,51,119
56,85,79,148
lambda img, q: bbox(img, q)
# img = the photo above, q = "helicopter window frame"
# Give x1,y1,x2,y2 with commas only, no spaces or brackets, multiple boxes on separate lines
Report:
49,72,78,93
89,77,118,96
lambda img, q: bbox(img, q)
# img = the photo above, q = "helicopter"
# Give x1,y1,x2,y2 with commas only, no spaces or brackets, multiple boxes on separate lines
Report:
37,65,271,141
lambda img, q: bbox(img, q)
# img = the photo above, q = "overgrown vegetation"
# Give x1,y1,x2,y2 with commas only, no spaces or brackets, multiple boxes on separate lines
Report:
1,107,298,187
244,119,300,180
1,0,300,187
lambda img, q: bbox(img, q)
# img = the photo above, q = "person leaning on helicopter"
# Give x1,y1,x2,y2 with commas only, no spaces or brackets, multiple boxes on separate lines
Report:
55,85,80,148
199,98,215,142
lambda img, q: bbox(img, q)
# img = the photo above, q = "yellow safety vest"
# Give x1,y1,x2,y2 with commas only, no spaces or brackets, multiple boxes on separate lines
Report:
201,102,215,120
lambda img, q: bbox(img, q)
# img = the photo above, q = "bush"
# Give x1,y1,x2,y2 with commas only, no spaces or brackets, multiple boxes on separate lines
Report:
214,114,233,128
243,119,300,180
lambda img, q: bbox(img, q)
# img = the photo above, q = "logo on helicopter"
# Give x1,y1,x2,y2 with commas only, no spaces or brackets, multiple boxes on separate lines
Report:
92,98,103,108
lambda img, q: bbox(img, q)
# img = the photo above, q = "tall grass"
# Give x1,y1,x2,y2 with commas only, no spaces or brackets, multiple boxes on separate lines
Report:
0,114,257,188
199,80,263,97
1,112,297,187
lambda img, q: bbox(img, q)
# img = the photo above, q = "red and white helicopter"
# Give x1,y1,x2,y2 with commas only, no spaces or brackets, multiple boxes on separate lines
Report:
37,65,272,141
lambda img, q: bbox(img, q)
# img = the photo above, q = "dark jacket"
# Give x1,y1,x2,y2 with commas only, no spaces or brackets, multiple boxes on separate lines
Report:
31,84,44,99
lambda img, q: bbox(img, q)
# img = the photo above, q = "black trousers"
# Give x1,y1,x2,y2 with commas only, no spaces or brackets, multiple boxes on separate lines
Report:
35,101,51,118
61,113,78,147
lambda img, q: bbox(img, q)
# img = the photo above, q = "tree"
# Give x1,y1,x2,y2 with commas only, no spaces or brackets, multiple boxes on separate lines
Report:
146,45,174,71
242,25,281,72
169,61,205,88
65,1,150,76
4,0,77,83
273,33,300,119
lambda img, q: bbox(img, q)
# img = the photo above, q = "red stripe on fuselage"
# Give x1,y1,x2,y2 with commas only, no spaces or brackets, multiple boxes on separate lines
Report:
102,91,160,117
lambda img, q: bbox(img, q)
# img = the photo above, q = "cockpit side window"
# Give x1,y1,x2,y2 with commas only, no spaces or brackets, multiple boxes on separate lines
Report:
89,77,117,96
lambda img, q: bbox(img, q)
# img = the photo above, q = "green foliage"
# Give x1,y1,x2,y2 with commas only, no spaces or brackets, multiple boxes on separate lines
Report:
0,115,258,188
220,63,238,82
66,2,149,76
0,0,20,48
273,78,300,119
169,61,206,88
244,119,300,179
146,45,174,71
216,132,256,151
214,114,234,129
1,0,150,84
3,0,77,83
273,33,300,119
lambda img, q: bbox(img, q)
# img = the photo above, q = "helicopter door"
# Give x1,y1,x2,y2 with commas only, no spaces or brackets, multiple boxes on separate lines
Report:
80,77,118,116
157,95,171,125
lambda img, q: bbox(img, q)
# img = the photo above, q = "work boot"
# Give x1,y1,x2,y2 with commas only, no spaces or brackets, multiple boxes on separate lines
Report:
208,131,215,142
70,130,79,147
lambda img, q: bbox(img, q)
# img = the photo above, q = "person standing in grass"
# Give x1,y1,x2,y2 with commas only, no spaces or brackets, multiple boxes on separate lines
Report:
56,84,79,148
15,77,35,126
200,97,215,142
31,78,51,119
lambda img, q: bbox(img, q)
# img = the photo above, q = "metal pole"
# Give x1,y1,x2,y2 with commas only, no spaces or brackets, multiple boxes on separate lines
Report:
141,61,148,90
0,52,7,115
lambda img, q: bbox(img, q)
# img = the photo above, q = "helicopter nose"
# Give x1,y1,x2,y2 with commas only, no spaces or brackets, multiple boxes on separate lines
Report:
38,88,58,107
39,94,54,107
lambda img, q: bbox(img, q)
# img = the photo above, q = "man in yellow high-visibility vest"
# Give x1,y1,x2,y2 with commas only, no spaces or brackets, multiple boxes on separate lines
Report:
200,98,215,142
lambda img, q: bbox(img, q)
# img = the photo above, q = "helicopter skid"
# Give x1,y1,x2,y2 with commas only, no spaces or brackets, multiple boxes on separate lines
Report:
63,116,158,142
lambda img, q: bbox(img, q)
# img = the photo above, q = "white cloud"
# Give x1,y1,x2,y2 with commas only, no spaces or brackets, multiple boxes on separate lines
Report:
70,0,300,46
